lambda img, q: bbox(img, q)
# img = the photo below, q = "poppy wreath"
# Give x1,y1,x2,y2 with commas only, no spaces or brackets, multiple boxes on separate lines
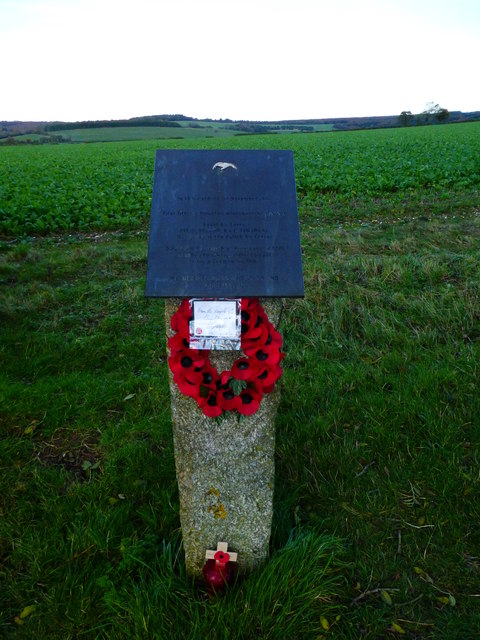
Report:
168,298,284,417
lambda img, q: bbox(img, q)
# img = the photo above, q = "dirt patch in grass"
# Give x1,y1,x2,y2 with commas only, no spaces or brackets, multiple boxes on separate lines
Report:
35,428,102,481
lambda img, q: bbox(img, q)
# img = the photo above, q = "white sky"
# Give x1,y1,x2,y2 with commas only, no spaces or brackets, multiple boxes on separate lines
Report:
1,0,479,122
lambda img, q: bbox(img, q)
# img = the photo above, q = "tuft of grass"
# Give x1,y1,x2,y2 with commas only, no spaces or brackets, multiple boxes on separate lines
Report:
90,530,344,640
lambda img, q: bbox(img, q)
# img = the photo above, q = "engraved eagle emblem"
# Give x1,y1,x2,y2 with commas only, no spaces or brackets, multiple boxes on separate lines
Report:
212,162,238,172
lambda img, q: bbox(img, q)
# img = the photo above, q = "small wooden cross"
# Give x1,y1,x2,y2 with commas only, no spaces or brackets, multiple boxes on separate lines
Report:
205,541,238,566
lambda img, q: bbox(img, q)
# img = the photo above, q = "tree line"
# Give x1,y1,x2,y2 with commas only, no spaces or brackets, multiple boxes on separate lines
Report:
45,117,182,132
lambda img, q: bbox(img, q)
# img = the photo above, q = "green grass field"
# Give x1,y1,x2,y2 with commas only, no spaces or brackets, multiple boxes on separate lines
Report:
53,123,333,142
1,123,480,638
1,121,334,144
53,125,241,142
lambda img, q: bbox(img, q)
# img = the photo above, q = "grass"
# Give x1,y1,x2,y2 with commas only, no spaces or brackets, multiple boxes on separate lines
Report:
53,125,241,142
1,203,479,638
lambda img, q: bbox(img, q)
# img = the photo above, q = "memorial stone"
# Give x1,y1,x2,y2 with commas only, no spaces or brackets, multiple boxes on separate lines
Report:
146,150,303,578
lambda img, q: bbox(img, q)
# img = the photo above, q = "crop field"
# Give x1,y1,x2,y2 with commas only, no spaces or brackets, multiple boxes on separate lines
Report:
1,123,480,639
1,122,334,145
1,122,479,236
48,125,241,143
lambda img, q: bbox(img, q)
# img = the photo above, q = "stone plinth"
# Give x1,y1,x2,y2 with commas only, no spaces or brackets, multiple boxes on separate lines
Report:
165,299,282,577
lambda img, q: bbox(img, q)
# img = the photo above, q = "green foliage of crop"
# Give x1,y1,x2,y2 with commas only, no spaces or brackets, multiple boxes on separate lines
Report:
293,123,480,197
0,143,154,234
1,122,479,236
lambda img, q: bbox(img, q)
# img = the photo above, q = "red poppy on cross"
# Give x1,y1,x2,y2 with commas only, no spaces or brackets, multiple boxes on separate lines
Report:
205,541,238,568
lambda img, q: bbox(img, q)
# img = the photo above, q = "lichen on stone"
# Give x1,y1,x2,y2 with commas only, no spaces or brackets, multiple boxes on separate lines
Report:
208,500,227,519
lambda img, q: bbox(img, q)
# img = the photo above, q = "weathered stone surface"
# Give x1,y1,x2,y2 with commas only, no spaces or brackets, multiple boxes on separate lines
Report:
165,298,282,577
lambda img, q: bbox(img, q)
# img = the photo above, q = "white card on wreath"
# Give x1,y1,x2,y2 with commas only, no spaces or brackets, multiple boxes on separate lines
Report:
189,299,241,350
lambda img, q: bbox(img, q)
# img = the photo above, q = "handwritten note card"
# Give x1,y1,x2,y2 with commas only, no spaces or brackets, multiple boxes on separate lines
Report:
189,299,241,350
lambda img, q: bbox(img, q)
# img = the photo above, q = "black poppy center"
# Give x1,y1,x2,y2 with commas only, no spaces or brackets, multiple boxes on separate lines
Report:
203,373,213,384
237,361,249,370
207,395,217,407
258,370,268,380
256,350,268,361
241,311,250,322
181,356,193,368
266,335,273,346
242,393,253,405
223,390,235,401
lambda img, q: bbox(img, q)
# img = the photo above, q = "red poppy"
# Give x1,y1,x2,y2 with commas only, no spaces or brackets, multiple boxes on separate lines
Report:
200,362,219,389
214,550,230,565
242,324,269,351
176,299,191,318
171,299,192,334
168,332,191,353
267,328,283,347
218,386,241,411
255,363,282,391
169,351,208,376
174,372,201,398
200,391,223,417
243,344,282,366
220,370,231,386
176,365,203,385
231,357,259,381
241,311,261,334
241,306,259,329
238,383,263,416
241,298,258,311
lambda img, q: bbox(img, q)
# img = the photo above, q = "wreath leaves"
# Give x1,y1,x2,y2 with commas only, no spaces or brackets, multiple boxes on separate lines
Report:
229,379,248,396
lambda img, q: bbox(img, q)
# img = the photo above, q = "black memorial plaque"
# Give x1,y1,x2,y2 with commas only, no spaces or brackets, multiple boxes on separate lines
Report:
145,149,304,298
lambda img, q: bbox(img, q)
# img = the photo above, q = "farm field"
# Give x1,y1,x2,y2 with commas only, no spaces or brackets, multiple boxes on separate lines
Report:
1,123,480,639
0,121,334,144
48,124,241,142
1,122,479,236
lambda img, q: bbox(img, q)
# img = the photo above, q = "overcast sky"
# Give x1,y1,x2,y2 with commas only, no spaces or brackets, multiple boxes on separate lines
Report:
1,0,479,122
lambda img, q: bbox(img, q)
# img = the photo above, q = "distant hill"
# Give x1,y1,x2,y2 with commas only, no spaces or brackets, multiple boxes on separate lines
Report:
2,111,479,143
